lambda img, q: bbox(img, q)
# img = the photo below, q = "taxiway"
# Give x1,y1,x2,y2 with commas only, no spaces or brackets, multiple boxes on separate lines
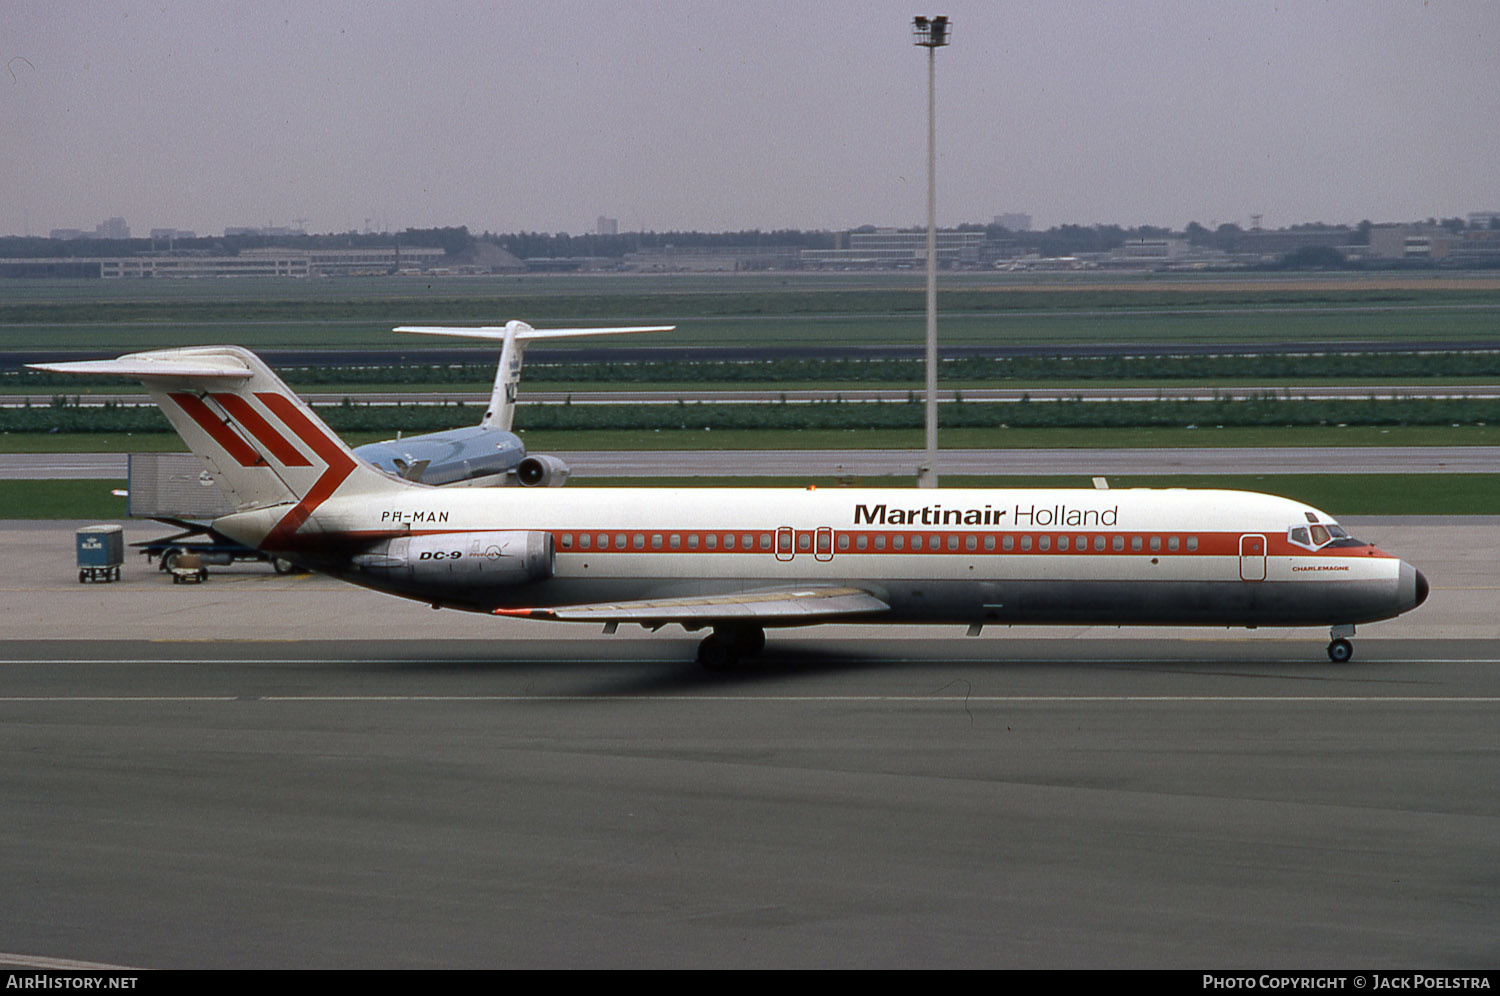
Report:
0,518,1495,968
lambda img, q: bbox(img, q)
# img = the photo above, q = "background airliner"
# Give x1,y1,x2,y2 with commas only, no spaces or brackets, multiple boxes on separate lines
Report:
355,321,672,487
33,340,1428,667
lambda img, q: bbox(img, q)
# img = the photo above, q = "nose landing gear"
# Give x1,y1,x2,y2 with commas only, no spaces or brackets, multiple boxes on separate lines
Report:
1327,624,1356,663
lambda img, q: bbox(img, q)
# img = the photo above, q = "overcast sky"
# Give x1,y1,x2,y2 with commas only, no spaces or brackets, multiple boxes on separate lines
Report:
4,1,1496,238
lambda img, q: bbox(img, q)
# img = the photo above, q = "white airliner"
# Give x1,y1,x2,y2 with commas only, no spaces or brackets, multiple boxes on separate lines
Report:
33,340,1428,667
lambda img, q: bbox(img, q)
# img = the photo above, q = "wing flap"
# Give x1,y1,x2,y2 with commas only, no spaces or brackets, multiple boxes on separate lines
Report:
494,586,889,623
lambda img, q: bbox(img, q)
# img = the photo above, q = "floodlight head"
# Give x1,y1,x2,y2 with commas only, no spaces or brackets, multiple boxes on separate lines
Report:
912,15,950,47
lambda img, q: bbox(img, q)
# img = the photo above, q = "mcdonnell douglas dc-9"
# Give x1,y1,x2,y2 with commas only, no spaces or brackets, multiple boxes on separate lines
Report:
34,339,1428,667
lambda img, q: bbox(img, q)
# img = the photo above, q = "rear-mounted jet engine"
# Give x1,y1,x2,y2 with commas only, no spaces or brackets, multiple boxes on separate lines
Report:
352,530,554,586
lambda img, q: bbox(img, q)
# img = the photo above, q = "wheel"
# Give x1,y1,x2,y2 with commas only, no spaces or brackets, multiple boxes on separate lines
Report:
729,624,766,657
1327,638,1353,663
273,558,294,574
696,634,737,670
79,570,86,583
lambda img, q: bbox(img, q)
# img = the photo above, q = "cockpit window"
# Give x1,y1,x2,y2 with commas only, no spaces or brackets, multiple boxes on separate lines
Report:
1289,520,1363,551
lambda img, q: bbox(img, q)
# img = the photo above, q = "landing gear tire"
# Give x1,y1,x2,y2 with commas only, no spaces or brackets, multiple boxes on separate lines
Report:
1327,638,1353,663
696,624,766,670
697,634,735,670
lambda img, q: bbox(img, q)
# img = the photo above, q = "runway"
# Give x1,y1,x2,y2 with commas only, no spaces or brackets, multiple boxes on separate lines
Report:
10,445,1500,479
0,519,1496,968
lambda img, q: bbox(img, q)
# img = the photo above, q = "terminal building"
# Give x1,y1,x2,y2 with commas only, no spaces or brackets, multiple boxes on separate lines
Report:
801,229,987,268
0,246,448,279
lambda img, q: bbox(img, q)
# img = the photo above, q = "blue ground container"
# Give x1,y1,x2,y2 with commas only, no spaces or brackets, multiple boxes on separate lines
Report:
76,524,124,583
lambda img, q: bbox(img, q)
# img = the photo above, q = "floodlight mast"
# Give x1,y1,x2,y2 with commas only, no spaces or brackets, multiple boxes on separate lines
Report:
913,16,950,489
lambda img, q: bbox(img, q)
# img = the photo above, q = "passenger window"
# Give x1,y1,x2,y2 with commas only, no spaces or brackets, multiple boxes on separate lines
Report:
1002,535,1014,551
1167,536,1179,552
983,535,995,551
1149,536,1161,552
632,534,645,550
856,535,868,550
1094,536,1106,551
615,534,627,550
688,534,699,550
893,535,905,551
724,534,736,551
1021,535,1032,551
948,536,959,551
760,534,772,551
1186,537,1198,552
670,534,681,550
838,534,850,551
578,534,591,550
706,534,718,550
1113,536,1125,551
1040,535,1052,552
560,533,573,550
874,535,886,551
1131,536,1142,552
651,534,662,550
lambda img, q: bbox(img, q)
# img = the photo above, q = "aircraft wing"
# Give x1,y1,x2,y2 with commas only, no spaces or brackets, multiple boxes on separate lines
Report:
493,586,889,623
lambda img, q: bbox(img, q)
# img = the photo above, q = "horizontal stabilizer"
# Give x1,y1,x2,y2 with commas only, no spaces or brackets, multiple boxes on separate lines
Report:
494,586,890,623
394,323,674,342
28,354,253,380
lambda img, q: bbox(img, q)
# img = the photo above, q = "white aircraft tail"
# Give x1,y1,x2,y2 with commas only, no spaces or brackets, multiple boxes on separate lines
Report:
394,320,673,432
31,346,407,544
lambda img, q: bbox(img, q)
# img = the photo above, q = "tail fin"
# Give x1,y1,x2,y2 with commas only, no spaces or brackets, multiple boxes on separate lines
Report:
393,320,673,432
30,346,405,523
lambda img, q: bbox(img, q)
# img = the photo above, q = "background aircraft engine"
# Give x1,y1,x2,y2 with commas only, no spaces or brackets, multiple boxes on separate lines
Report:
516,454,569,487
353,530,553,586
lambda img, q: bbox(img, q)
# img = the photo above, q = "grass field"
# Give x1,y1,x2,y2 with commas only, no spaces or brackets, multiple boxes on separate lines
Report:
4,272,1497,519
6,423,1500,454
3,272,1498,352
6,473,1495,520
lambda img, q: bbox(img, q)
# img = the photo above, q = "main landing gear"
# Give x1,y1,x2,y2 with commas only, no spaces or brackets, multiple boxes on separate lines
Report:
1327,624,1356,663
696,623,766,670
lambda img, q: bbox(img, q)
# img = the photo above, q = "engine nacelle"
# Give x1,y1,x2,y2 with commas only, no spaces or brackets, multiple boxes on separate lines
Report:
352,530,553,586
516,454,569,487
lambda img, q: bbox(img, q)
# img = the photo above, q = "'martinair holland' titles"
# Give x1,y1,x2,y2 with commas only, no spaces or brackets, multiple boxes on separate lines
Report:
853,503,1120,528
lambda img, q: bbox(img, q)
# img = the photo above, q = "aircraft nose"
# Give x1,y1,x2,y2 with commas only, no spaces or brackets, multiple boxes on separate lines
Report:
1399,561,1429,611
